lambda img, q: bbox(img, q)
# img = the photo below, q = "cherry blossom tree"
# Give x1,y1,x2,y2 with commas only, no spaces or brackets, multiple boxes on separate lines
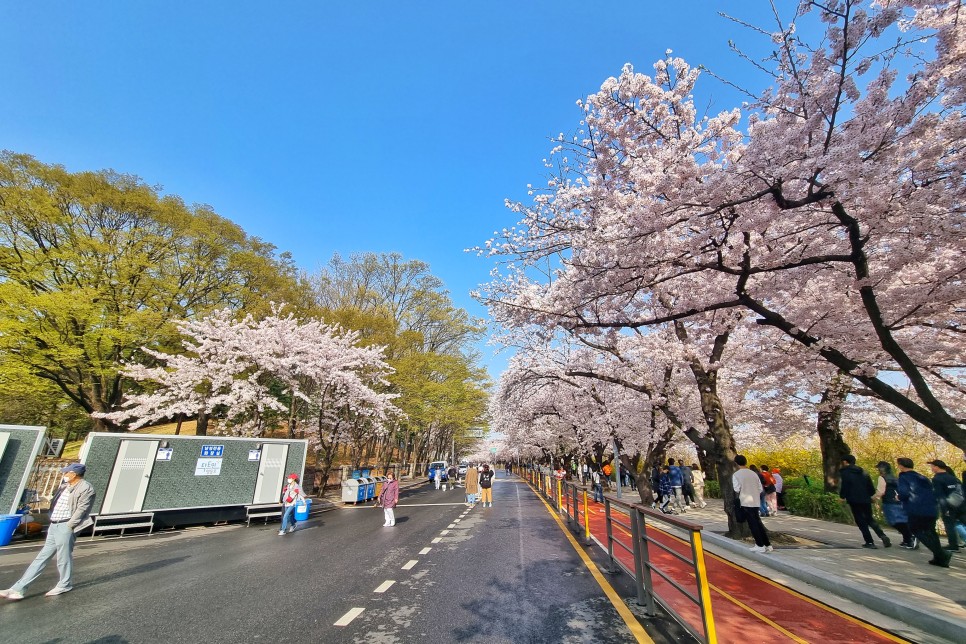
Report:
481,1,966,452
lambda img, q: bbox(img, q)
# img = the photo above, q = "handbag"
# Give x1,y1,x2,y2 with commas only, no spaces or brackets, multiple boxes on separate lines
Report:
947,486,964,509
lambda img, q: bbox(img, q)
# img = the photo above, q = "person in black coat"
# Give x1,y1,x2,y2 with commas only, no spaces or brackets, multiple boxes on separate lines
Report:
898,458,950,568
839,454,890,548
928,459,965,552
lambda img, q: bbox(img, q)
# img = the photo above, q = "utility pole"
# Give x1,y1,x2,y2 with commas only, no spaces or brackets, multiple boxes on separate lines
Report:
613,439,622,500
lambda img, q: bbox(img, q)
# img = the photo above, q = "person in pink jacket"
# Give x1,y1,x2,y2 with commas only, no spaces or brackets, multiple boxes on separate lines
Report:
379,471,400,527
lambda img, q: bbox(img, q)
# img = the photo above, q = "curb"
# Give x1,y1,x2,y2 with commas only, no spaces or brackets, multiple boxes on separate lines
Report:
701,530,966,643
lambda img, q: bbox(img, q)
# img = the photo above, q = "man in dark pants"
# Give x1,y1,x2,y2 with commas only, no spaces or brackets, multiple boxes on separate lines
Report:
732,455,772,553
839,454,891,548
897,457,951,568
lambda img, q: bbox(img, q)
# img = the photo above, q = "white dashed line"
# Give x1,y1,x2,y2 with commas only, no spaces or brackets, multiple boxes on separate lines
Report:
447,523,456,528
453,519,461,523
374,580,395,593
431,537,442,543
334,607,365,626
419,547,432,555
402,560,418,570
440,530,450,535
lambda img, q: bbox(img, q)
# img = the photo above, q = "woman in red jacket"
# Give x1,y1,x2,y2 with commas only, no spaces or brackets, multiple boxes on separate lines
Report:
379,472,400,527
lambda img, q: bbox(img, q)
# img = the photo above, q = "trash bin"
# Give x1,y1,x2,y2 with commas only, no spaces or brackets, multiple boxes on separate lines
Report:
361,477,375,501
342,479,365,503
0,514,21,547
294,498,312,521
373,476,386,497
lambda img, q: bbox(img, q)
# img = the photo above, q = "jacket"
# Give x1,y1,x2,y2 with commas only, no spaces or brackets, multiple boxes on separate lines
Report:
839,465,875,504
932,471,965,518
50,479,96,534
897,470,938,518
281,481,304,507
465,471,479,494
668,465,683,487
379,479,399,508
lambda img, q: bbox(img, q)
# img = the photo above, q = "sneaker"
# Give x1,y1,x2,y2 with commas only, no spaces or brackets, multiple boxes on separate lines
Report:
862,543,877,549
45,586,72,597
911,537,919,550
764,546,774,553
750,545,766,553
881,536,892,548
277,530,285,536
943,546,960,552
700,503,707,508
0,588,25,601
899,541,914,549
287,526,295,533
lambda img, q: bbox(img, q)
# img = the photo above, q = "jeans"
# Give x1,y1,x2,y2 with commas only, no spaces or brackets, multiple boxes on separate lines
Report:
280,505,297,532
13,522,76,592
742,506,771,547
672,487,686,511
759,493,769,517
848,502,887,544
593,483,604,503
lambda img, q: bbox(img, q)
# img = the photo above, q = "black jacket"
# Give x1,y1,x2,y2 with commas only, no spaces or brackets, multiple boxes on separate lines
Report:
839,464,875,504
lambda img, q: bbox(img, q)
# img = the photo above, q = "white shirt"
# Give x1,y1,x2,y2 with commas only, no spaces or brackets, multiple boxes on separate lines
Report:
732,468,763,507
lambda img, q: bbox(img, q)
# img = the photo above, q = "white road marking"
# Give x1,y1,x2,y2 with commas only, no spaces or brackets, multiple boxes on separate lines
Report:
431,537,442,543
334,607,365,626
419,547,432,555
402,560,418,570
440,530,450,535
447,524,456,528
453,519,461,523
374,580,395,593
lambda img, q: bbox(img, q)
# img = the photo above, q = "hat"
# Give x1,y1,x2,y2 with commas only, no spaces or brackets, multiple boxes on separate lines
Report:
926,459,948,469
287,473,299,480
61,463,86,476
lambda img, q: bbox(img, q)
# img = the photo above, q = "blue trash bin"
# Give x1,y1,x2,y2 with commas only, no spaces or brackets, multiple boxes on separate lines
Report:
0,514,21,547
294,498,311,521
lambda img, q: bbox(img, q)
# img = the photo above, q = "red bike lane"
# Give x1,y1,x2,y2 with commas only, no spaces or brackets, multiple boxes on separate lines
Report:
559,488,909,643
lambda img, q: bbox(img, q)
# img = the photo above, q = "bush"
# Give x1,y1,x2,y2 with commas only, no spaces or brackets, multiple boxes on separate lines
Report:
704,480,720,498
784,487,854,524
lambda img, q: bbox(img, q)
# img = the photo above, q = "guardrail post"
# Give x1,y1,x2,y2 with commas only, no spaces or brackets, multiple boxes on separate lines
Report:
602,498,618,574
583,490,591,543
691,530,718,644
631,508,656,614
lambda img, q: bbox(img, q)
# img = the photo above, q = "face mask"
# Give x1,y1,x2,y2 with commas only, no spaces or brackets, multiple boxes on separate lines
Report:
62,476,70,483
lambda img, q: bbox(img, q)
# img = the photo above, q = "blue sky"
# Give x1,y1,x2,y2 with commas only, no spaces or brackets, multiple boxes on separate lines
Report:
1,1,784,378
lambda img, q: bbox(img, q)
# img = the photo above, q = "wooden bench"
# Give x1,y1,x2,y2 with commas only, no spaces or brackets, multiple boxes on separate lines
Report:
245,503,283,527
90,512,156,540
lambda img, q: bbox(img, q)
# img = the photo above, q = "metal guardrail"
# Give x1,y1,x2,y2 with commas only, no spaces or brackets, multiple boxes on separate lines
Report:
523,467,717,644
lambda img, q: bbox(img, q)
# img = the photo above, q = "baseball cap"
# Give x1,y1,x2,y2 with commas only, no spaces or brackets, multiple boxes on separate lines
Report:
61,463,87,476
287,473,299,480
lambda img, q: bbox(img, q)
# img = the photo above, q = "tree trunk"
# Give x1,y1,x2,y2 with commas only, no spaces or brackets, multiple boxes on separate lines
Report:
817,371,852,492
196,409,209,436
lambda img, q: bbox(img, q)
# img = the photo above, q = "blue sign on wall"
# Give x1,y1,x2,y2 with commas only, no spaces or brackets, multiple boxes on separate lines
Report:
201,445,224,458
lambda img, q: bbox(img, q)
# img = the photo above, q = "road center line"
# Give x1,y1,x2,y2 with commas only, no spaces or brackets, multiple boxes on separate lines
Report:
374,580,395,593
419,547,432,555
447,523,456,528
401,559,418,570
431,537,442,543
440,529,450,535
334,607,365,626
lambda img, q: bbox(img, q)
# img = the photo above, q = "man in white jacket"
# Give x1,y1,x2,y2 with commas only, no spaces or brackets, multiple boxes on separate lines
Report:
732,455,772,553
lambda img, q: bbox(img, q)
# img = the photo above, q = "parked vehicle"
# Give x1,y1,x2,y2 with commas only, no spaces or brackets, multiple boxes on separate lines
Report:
427,461,449,482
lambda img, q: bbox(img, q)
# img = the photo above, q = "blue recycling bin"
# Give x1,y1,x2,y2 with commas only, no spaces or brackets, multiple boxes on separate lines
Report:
294,498,312,521
0,514,21,547
364,478,376,500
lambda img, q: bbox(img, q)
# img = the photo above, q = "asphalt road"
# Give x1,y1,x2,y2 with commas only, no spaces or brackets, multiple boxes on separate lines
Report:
0,475,651,643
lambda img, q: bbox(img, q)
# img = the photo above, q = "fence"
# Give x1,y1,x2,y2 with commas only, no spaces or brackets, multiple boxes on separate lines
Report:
523,467,717,644
22,458,75,511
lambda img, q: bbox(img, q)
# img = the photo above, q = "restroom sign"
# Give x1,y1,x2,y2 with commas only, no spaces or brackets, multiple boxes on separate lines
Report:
200,444,224,458
195,458,222,476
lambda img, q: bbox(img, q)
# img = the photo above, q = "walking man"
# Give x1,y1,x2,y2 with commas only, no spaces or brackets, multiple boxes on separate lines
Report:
479,464,495,507
839,454,891,548
1,463,96,600
897,457,951,568
733,455,772,553
591,468,604,503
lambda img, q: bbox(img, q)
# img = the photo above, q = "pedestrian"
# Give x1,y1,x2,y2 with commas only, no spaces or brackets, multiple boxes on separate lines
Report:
465,465,479,506
658,466,674,513
681,463,696,507
750,465,769,517
761,465,779,516
582,462,589,486
591,468,604,503
691,463,707,508
897,457,951,568
927,459,965,553
733,455,772,553
279,473,305,536
838,455,891,548
772,468,786,510
479,464,495,507
650,465,661,507
668,458,686,513
434,467,442,490
873,461,915,548
1,463,96,601
379,471,399,527
447,465,457,488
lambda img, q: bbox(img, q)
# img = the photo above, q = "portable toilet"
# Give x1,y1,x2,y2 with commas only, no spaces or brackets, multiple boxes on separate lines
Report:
0,425,47,516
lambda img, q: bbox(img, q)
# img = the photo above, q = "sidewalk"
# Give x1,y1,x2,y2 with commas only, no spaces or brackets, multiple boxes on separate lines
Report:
592,484,965,643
